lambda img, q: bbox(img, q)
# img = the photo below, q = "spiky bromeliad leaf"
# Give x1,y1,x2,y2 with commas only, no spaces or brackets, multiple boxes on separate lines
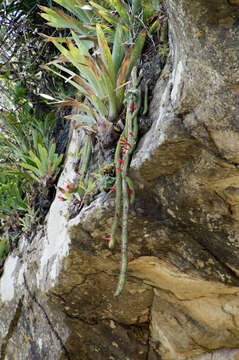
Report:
115,30,146,109
53,0,93,23
65,114,96,125
50,48,109,118
109,0,131,27
39,6,90,35
51,38,104,98
19,162,42,181
131,0,141,15
127,30,146,79
114,30,146,106
112,24,124,75
70,30,95,56
96,24,118,120
89,1,118,27
42,62,108,119
116,45,133,107
96,24,116,86
52,154,64,173
38,144,49,172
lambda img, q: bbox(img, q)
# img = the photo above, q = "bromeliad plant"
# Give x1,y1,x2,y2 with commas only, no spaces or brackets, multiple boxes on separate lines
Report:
0,106,63,190
38,0,162,141
40,24,146,144
19,142,63,189
0,180,29,215
0,177,30,239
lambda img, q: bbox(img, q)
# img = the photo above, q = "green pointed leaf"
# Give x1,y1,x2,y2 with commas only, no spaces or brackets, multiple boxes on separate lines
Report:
132,0,141,15
51,40,102,97
19,162,40,177
51,39,86,68
48,142,56,164
96,24,116,86
52,154,63,172
89,2,118,27
39,6,90,35
71,30,94,56
91,95,108,117
67,114,96,125
110,0,131,26
38,144,48,171
33,157,46,176
126,30,146,79
116,45,133,108
41,64,89,95
53,0,92,23
112,25,124,75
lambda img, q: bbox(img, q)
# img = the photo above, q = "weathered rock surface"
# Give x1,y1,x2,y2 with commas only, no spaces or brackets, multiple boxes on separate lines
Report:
1,0,239,359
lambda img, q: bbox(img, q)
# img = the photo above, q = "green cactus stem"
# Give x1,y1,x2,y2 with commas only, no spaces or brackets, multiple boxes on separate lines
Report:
126,176,135,205
113,67,141,297
109,132,124,249
114,176,129,297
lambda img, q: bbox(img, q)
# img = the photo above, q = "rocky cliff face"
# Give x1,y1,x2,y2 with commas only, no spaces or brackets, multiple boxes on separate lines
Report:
1,0,239,359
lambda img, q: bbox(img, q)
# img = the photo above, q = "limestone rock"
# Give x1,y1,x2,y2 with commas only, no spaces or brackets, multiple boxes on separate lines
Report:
1,0,239,359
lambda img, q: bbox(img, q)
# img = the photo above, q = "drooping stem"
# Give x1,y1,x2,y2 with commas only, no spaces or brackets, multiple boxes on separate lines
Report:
110,68,140,249
113,67,141,296
126,176,135,205
109,130,125,249
114,177,129,296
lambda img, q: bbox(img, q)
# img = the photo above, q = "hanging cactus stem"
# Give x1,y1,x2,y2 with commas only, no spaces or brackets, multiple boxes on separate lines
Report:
113,67,141,297
114,177,129,296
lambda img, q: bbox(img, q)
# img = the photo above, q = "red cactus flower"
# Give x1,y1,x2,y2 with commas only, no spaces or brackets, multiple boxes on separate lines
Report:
127,187,132,194
120,136,128,142
57,195,64,200
75,171,81,175
111,187,116,190
118,159,124,164
117,259,131,264
116,167,122,172
130,104,136,110
120,150,126,154
115,212,119,217
66,184,71,190
104,237,111,241
129,132,134,136
120,141,131,147
122,146,129,151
